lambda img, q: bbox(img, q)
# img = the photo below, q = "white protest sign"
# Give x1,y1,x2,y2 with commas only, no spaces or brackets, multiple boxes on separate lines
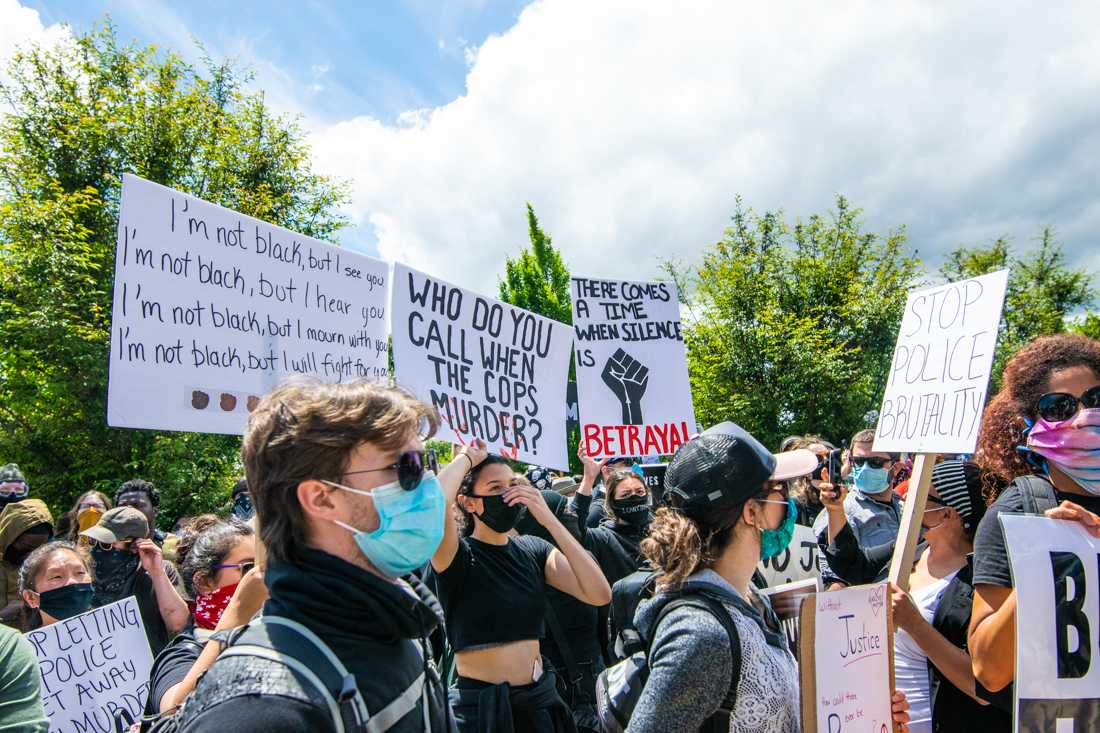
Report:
391,263,572,468
108,174,390,435
571,276,695,458
873,269,1008,454
1002,515,1100,732
757,524,822,588
801,583,894,733
24,597,153,733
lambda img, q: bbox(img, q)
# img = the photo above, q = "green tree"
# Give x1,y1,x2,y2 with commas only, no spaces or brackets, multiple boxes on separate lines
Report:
497,204,579,471
668,196,922,450
940,227,1095,390
0,24,347,525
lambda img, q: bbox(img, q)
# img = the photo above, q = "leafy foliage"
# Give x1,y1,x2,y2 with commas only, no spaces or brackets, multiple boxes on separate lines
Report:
940,228,1095,391
668,196,922,450
0,24,347,526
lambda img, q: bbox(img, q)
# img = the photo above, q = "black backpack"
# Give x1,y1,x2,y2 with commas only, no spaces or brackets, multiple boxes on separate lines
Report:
127,615,435,733
595,589,741,733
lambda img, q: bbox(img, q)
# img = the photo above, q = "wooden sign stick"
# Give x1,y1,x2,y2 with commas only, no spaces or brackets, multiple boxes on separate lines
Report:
888,452,938,593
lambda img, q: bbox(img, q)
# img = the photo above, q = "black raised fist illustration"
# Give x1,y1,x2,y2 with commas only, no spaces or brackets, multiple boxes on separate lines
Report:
602,348,649,425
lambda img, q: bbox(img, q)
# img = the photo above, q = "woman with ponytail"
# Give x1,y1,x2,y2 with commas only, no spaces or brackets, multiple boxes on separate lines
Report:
626,423,910,733
969,334,1100,694
430,441,611,733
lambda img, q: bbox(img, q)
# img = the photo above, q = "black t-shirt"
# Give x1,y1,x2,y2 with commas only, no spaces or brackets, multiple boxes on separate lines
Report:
430,535,553,651
973,479,1100,587
145,629,204,715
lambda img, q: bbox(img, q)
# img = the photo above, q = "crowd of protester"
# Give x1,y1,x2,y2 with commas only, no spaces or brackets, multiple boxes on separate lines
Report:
0,332,1098,732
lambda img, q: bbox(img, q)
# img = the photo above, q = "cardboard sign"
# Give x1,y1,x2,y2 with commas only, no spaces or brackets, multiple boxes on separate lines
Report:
873,269,1008,454
391,263,572,468
108,174,390,435
24,597,154,733
1002,515,1100,732
571,276,695,458
758,523,822,588
638,463,667,505
800,583,894,733
759,578,819,656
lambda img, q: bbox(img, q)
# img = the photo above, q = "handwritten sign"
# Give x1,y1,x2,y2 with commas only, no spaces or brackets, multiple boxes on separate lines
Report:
108,174,390,435
1002,515,1100,732
758,524,821,588
571,276,695,458
25,597,153,733
873,270,1008,454
800,583,894,733
391,263,572,468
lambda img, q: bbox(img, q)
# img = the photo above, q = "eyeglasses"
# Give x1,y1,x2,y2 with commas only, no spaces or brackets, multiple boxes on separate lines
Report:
342,450,426,491
213,560,255,576
96,539,134,552
851,456,889,469
1037,385,1100,423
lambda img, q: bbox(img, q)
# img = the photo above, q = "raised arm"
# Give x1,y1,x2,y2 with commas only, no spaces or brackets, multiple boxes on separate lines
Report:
431,440,487,573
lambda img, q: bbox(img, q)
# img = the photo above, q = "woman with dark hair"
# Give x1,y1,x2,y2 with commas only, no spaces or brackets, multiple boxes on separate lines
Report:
179,519,255,638
17,541,93,630
889,460,1010,733
626,423,909,733
969,333,1100,694
430,442,611,733
781,435,835,526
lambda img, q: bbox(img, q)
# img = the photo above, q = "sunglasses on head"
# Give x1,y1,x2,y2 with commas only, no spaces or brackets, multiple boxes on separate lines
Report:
1036,385,1100,423
97,539,134,552
851,456,889,469
342,450,426,491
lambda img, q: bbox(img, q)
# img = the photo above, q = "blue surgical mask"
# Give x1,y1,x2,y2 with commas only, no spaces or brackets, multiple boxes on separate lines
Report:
757,497,797,560
851,462,890,496
325,472,445,578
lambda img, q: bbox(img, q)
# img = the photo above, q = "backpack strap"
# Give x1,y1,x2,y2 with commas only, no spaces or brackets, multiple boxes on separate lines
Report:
544,600,583,698
1015,474,1059,515
648,595,742,729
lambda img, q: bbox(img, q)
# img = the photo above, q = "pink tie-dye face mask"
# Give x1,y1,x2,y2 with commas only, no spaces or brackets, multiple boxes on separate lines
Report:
1026,408,1100,495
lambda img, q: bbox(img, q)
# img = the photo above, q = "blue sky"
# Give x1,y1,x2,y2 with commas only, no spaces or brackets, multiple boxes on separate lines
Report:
25,0,530,125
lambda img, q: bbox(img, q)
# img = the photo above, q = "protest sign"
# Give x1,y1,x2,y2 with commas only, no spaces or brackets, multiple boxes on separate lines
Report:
759,577,819,656
391,263,572,468
638,463,666,505
758,524,822,588
571,276,695,458
108,174,390,435
1003,515,1100,733
800,583,894,733
873,269,1008,455
24,597,153,733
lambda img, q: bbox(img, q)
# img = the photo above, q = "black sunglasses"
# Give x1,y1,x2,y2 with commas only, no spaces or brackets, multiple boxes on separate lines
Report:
342,450,426,491
1037,385,1100,423
851,456,889,469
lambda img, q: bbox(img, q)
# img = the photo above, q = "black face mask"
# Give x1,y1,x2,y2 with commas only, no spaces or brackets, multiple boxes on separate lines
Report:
612,495,652,527
90,546,140,605
476,495,526,533
37,583,93,620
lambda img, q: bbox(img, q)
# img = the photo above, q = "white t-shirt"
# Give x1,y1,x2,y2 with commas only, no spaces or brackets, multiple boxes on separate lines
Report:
893,572,957,733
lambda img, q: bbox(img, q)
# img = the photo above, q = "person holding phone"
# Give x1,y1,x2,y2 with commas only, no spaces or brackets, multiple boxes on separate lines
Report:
812,429,901,588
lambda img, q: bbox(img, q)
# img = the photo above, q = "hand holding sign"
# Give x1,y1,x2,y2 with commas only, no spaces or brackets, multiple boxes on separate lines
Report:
602,348,650,425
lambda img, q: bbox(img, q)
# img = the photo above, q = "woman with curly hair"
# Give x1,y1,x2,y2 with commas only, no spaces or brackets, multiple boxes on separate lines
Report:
969,333,1100,694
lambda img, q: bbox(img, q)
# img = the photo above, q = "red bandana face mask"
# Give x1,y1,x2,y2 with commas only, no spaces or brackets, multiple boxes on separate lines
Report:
191,582,238,630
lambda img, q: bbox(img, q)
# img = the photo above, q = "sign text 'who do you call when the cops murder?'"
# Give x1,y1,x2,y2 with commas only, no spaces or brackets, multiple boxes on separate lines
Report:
391,263,572,468
108,174,390,435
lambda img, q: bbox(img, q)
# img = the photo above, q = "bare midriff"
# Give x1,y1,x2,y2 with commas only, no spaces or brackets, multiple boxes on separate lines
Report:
455,639,542,685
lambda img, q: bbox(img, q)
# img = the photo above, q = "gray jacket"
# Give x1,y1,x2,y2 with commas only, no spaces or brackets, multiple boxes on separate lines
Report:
812,489,901,585
626,570,799,733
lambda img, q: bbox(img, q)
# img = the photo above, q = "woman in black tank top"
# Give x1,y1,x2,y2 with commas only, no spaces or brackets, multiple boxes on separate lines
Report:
430,442,611,733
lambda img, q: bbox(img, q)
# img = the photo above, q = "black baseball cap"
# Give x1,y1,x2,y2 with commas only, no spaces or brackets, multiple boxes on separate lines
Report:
664,422,817,511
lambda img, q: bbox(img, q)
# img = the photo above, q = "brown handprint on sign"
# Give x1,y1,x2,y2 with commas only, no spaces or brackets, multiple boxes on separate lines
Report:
602,348,649,425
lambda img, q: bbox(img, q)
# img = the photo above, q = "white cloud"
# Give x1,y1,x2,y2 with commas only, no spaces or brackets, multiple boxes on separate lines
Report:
0,0,69,86
309,0,1100,295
